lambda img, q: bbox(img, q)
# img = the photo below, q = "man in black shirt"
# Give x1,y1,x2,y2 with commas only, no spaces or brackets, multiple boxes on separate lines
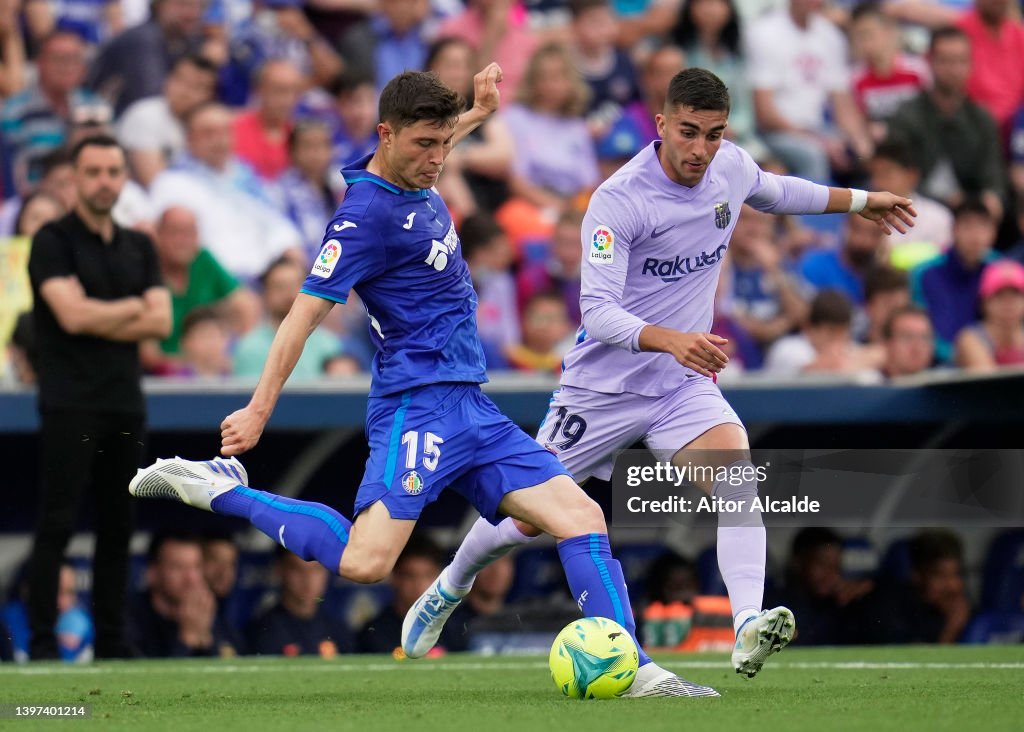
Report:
26,135,171,659
246,545,352,657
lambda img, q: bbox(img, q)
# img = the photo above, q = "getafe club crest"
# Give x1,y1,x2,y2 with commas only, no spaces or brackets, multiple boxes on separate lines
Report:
713,202,731,229
401,471,424,495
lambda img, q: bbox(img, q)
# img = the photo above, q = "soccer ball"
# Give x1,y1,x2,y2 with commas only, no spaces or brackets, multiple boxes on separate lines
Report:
549,617,639,699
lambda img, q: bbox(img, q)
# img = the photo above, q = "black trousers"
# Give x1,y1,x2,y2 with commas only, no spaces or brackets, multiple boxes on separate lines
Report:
28,409,143,659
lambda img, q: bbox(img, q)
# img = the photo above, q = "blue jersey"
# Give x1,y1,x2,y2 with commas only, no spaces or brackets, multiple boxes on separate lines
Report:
300,153,487,397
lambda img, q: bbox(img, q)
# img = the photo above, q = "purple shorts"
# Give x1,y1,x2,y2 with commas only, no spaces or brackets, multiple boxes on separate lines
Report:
535,375,745,482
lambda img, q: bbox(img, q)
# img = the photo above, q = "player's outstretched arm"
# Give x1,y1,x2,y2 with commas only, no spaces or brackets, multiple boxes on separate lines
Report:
823,188,917,235
220,292,334,456
451,62,502,147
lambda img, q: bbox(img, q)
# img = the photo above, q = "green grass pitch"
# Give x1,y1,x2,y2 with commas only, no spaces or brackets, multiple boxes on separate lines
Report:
1,646,1021,731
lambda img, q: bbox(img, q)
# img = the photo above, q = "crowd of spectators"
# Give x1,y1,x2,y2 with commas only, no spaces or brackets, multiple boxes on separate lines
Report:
3,0,1024,387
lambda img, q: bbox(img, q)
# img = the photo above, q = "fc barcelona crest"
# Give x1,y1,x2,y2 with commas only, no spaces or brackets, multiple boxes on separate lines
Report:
713,202,731,229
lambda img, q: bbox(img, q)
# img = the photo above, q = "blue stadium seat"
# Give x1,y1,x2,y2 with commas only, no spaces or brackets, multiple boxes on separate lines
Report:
961,611,1024,644
980,530,1024,613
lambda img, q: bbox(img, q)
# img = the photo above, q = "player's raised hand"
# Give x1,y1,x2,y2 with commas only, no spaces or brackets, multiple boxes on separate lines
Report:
639,326,729,378
220,405,267,456
471,62,503,117
860,191,917,235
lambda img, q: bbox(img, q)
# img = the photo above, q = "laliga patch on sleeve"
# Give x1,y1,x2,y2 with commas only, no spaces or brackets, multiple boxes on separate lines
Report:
590,226,615,264
311,239,342,278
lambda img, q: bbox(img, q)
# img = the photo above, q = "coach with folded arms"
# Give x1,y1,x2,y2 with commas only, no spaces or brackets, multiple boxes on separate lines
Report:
27,135,171,659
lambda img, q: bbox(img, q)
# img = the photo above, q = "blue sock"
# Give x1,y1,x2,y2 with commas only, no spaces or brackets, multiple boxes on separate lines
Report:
557,533,652,667
211,487,350,573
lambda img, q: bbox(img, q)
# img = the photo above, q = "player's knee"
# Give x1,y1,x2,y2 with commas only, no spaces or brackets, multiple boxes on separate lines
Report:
340,550,396,584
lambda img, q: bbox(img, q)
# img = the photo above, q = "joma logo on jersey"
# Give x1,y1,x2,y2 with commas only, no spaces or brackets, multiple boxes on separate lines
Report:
641,243,728,283
425,222,459,272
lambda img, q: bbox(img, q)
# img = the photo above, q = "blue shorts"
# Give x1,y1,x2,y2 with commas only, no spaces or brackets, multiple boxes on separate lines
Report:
354,383,571,522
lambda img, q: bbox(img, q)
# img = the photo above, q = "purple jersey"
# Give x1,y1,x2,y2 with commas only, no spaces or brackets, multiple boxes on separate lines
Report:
562,140,829,396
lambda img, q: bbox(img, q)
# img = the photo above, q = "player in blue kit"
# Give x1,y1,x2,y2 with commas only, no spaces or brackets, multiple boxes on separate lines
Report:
129,66,717,697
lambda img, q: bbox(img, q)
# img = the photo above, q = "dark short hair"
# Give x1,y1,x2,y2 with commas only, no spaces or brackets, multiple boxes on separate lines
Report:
673,0,741,57
864,266,909,303
929,26,970,55
146,530,203,565
378,71,463,132
202,529,237,548
328,69,376,97
908,529,963,573
882,304,930,340
39,147,72,178
645,550,697,604
70,134,123,164
569,0,610,18
258,254,302,289
15,191,64,236
458,213,505,260
288,118,332,153
850,1,887,24
808,290,854,327
666,67,730,114
791,527,843,559
172,52,218,77
953,196,993,222
180,306,224,339
424,37,473,75
394,533,445,570
872,139,918,172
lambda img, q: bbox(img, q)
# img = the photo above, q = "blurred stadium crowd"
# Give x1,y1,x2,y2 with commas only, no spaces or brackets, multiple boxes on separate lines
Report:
2,0,1024,382
3,526,1022,661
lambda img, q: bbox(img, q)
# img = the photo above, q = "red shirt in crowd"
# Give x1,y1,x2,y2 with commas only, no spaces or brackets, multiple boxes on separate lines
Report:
958,10,1024,130
851,54,930,121
233,110,291,181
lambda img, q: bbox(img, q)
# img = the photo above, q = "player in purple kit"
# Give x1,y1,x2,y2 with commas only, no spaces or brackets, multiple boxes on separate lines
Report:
403,68,915,679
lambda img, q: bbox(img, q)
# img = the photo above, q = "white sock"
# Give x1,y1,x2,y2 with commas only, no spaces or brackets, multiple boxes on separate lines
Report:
444,516,537,592
713,461,766,633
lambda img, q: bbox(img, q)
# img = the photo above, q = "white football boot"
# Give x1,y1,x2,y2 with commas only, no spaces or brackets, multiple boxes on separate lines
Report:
129,456,248,511
401,567,470,658
626,662,720,698
732,606,796,678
